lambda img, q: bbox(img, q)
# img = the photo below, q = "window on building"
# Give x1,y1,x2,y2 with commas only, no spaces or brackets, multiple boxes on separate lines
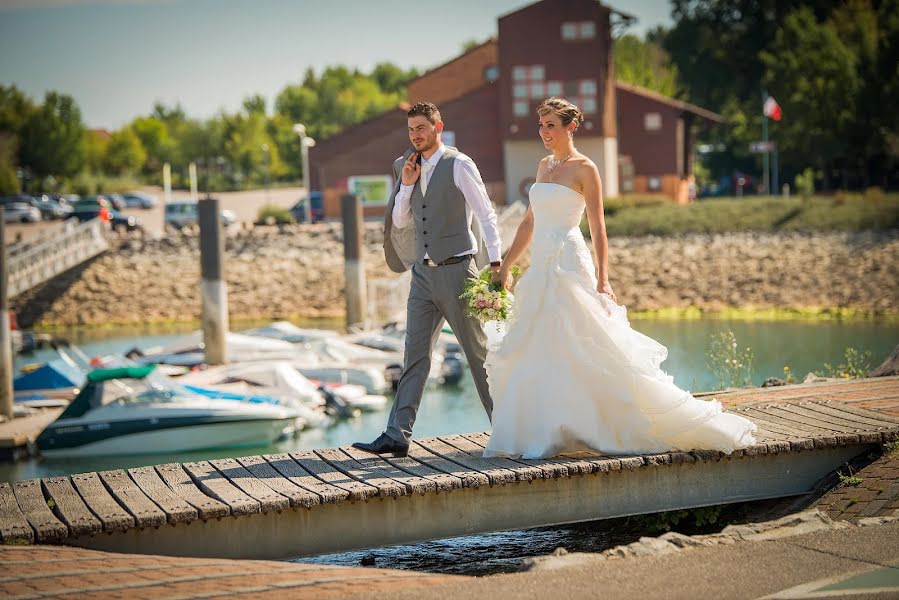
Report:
513,101,529,117
484,65,499,82
512,66,527,81
513,84,528,98
546,81,563,96
561,21,597,40
511,65,547,117
644,112,662,131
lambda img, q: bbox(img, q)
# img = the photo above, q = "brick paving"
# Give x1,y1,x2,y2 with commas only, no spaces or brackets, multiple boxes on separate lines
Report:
0,544,460,599
813,445,899,521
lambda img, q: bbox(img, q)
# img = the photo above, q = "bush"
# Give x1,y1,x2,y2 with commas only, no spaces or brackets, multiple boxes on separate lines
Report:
256,204,294,225
795,168,815,198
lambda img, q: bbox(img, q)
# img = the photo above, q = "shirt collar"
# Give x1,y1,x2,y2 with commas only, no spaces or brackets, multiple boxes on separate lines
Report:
422,144,445,167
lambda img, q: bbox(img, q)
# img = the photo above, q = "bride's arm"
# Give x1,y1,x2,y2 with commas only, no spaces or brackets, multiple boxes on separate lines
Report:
582,164,616,301
499,205,534,287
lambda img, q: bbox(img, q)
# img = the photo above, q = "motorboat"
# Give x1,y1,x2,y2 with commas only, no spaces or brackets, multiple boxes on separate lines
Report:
129,331,320,367
240,321,339,344
37,365,300,457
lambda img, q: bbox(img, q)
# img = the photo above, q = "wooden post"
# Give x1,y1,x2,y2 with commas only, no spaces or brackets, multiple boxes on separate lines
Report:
199,199,228,365
341,194,366,329
0,209,13,419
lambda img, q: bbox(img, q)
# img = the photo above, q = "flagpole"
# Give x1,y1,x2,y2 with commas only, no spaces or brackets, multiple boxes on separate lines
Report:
762,92,770,196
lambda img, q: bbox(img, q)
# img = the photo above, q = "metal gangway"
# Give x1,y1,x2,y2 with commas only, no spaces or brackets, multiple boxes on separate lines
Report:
5,219,109,298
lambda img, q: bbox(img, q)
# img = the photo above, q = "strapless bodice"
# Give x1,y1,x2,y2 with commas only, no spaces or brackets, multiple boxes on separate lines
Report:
529,182,586,234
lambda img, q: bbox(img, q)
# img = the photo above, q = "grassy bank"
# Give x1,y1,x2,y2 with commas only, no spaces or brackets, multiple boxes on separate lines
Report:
585,194,899,237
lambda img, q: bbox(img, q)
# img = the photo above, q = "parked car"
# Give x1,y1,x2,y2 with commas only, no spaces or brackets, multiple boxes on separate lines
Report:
2,202,41,223
290,191,324,223
67,198,142,232
31,195,72,219
100,193,126,211
165,201,236,229
123,191,158,209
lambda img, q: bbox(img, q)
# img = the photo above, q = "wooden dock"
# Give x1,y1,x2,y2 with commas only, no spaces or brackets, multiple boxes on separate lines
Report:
1,377,897,559
0,408,63,461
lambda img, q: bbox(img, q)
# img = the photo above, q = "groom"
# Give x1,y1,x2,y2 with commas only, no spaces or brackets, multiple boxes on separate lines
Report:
353,101,503,457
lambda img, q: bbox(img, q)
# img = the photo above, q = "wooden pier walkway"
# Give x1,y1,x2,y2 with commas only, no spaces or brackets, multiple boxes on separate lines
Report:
1,377,897,560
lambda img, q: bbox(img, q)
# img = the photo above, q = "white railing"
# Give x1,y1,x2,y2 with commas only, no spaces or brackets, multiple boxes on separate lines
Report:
7,219,109,297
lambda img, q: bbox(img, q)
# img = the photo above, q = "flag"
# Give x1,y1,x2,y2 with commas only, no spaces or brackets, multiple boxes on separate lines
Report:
763,96,782,121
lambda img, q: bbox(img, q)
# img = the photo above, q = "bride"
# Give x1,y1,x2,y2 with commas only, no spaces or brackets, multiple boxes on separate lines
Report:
484,97,756,459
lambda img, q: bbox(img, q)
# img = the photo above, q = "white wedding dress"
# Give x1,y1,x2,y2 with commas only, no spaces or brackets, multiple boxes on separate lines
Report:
483,182,757,458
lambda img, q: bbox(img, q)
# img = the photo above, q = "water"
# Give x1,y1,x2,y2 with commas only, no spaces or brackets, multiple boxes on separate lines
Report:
5,317,897,483
3,318,896,574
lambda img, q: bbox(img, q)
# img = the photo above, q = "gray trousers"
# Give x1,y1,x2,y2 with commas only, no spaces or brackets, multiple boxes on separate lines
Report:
386,255,494,443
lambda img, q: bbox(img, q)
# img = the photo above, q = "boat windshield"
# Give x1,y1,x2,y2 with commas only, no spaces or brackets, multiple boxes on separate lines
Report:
102,371,197,406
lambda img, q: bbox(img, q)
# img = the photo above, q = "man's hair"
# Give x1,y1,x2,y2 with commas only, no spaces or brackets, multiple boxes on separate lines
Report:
408,101,441,125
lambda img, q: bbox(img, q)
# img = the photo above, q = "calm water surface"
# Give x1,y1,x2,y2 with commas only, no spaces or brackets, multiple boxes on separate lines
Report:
3,318,896,574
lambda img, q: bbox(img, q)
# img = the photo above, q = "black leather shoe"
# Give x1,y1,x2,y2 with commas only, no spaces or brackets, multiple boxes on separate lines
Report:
352,432,409,457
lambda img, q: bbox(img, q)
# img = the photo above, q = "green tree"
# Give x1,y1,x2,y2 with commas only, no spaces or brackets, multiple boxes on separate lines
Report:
18,91,86,185
103,128,147,175
614,34,680,96
760,7,858,184
130,116,175,174
82,129,109,173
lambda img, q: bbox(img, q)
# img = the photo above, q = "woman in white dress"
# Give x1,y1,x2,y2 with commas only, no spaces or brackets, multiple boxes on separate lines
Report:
484,98,756,459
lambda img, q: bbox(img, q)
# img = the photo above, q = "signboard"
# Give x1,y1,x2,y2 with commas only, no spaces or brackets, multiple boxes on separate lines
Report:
749,141,775,153
347,175,393,206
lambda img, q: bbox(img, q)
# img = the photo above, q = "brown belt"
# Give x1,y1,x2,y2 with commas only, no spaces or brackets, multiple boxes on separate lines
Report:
422,255,472,267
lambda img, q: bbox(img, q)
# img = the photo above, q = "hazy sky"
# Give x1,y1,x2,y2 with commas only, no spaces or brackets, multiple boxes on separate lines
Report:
0,0,673,128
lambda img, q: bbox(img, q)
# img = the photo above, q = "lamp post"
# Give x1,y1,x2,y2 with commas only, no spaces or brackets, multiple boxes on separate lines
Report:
293,123,316,222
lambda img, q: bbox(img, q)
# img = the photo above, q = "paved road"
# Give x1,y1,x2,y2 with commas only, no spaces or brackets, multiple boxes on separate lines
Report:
4,185,304,243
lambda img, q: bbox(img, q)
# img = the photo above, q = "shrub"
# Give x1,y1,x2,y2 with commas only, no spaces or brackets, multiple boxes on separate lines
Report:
256,204,294,225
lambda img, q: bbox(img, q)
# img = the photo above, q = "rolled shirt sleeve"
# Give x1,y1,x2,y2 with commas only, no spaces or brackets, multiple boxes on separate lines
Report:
391,184,415,229
454,155,502,263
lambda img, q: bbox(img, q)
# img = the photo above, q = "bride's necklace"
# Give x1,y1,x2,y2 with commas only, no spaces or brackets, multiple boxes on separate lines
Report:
546,150,574,173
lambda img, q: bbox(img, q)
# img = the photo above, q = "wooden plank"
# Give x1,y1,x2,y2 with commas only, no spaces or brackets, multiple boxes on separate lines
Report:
41,476,101,537
314,448,406,498
754,406,846,448
439,434,547,482
128,466,198,524
803,401,899,429
462,432,581,476
70,472,134,533
182,461,260,517
415,437,517,485
772,404,865,446
558,452,629,473
820,399,899,425
289,451,378,501
98,470,166,529
12,480,67,543
739,409,817,451
341,446,438,495
263,453,348,505
209,458,290,513
378,453,465,493
154,463,229,520
405,443,490,488
0,483,34,544
236,455,321,509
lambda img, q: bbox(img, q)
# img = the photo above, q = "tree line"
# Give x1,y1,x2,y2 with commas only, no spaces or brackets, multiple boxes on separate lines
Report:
1,1,896,196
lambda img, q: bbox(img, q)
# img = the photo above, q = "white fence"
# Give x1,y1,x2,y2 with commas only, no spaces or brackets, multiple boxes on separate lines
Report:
7,219,109,298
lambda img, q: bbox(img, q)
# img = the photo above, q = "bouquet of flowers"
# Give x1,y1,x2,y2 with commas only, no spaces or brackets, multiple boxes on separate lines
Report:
460,265,522,327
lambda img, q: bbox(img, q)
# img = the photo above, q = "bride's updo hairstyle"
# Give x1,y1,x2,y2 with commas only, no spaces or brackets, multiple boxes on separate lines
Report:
537,97,584,132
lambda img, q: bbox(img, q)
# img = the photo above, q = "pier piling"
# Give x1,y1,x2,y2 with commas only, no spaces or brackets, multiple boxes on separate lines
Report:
342,193,367,329
199,198,228,365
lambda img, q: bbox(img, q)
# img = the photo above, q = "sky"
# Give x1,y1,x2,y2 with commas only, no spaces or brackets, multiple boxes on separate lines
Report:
0,0,673,129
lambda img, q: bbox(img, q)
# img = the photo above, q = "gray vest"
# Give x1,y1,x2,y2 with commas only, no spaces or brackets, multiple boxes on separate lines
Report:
384,146,487,272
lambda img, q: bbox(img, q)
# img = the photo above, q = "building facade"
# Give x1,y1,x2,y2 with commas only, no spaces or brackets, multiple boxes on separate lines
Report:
309,0,721,218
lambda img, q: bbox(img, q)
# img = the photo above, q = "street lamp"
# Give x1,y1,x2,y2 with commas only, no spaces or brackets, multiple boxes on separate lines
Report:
293,123,316,223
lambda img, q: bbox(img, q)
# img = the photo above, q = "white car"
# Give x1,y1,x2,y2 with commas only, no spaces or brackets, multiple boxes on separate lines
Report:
3,202,41,223
165,201,236,229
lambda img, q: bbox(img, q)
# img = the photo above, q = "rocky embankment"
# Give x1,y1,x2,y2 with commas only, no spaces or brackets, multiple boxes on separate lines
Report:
13,226,899,327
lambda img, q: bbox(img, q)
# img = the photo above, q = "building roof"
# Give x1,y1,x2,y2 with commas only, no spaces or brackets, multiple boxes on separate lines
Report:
615,81,724,123
406,38,497,88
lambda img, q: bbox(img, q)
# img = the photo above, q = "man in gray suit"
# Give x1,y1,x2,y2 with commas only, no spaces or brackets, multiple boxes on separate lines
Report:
353,101,504,457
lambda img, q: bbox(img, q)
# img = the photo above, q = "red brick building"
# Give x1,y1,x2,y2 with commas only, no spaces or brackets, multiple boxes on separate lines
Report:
309,0,721,218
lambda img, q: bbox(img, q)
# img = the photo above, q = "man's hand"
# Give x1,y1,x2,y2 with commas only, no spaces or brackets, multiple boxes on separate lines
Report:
402,152,421,186
491,265,509,290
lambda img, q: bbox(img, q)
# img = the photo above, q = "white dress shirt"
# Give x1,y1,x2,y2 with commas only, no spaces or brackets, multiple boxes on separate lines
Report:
392,144,502,263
